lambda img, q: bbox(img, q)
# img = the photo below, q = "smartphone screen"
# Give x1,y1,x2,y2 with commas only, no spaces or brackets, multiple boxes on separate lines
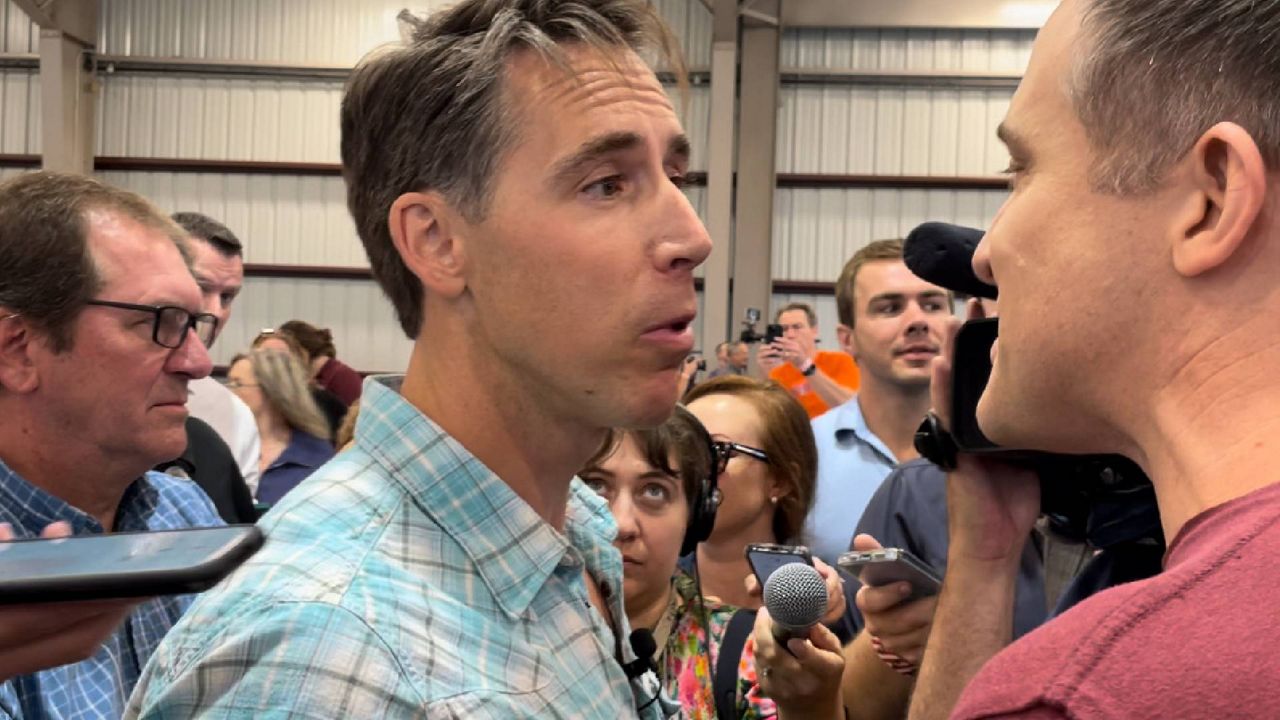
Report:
746,543,813,586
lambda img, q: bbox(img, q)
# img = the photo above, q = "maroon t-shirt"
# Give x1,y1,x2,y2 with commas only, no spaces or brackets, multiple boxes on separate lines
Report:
952,480,1280,719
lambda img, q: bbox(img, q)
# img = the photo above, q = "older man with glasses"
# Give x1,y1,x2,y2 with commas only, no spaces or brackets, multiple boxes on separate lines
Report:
0,171,224,719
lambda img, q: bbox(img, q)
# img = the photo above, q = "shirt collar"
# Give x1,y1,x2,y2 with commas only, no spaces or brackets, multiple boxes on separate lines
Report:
828,395,898,465
268,431,333,472
354,377,595,618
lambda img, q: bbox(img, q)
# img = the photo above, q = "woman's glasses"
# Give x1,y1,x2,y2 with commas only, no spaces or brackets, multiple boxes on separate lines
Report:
712,441,769,475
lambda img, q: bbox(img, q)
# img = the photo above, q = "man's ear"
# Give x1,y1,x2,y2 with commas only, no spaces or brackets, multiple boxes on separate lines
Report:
836,323,857,359
1168,122,1268,278
0,315,41,394
387,191,469,299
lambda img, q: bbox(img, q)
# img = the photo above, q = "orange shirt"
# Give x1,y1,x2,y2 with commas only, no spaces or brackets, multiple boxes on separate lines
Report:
769,350,860,419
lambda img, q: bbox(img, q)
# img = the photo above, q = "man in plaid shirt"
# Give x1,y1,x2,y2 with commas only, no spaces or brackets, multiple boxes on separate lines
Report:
0,172,225,719
128,0,712,717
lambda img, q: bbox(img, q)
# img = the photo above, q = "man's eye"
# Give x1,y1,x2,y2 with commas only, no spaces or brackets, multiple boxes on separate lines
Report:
583,176,625,199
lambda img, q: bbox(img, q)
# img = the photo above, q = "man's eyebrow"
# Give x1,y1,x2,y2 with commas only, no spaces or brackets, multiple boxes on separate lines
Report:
550,131,694,186
550,131,645,186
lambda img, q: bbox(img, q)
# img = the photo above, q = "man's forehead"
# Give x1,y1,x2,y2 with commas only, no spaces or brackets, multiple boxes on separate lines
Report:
504,44,675,125
1004,0,1082,145
856,259,946,294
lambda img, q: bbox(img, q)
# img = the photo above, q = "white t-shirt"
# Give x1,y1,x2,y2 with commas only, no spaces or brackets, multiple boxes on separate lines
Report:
187,376,262,495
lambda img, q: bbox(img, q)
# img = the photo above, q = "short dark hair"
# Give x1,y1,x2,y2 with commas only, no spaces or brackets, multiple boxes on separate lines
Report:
171,211,243,258
775,302,816,328
340,0,684,338
1072,0,1280,195
582,405,711,515
0,172,188,351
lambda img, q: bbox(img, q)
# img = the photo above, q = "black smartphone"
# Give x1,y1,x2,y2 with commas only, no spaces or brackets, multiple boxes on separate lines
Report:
837,548,942,601
763,323,785,345
746,543,813,586
0,525,264,604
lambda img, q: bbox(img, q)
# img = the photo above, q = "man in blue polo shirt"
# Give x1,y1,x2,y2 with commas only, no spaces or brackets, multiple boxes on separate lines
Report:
803,239,952,564
0,171,223,719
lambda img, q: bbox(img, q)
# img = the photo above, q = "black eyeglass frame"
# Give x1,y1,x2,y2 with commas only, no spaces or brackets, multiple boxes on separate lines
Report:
712,440,770,475
84,300,218,350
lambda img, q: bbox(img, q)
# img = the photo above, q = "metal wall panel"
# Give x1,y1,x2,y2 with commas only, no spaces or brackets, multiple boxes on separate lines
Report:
776,85,1013,175
0,165,27,181
781,28,1034,71
773,187,1007,281
96,74,709,169
97,0,713,67
97,75,342,162
98,170,364,266
213,275,414,372
1,0,36,54
0,69,39,153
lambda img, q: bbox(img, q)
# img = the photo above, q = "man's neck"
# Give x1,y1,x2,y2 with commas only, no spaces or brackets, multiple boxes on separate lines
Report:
398,338,602,533
1140,339,1280,542
0,407,137,530
856,376,931,461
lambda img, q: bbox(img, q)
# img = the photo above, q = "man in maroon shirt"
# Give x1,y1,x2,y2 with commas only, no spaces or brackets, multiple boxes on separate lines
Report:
905,0,1280,718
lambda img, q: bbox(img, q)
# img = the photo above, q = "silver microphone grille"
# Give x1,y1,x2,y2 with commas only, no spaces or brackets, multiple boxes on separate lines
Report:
763,563,827,629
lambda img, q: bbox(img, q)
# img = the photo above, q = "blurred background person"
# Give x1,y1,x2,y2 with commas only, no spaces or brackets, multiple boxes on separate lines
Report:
251,329,346,440
757,302,859,420
277,320,364,407
225,349,334,505
580,407,776,720
683,376,817,609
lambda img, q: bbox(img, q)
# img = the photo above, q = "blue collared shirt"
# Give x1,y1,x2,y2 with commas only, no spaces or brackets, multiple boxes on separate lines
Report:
127,377,674,719
0,460,222,720
255,430,335,506
803,396,898,564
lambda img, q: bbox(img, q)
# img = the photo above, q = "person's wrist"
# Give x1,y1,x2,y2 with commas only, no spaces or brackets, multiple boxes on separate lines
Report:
800,358,816,376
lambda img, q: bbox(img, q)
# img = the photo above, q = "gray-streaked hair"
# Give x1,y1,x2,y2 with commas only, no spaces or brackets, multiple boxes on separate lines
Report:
0,171,190,352
1070,0,1280,195
340,0,685,338
239,349,331,440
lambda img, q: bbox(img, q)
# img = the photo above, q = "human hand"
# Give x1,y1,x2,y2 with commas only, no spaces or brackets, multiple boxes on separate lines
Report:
931,300,1040,562
751,607,845,717
0,522,145,681
769,337,811,369
756,342,783,372
851,534,938,674
744,557,846,626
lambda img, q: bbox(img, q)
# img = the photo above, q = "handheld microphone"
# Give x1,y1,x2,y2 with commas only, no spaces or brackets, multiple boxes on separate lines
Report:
903,222,998,299
763,563,827,643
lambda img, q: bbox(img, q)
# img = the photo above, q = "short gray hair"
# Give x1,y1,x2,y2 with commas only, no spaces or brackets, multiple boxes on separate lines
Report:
1070,0,1280,195
341,0,685,338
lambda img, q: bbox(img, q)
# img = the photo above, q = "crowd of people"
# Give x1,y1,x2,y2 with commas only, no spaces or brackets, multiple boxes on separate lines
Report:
0,0,1277,717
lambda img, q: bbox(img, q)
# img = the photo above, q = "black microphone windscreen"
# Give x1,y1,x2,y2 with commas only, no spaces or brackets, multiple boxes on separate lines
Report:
903,222,998,300
763,563,827,637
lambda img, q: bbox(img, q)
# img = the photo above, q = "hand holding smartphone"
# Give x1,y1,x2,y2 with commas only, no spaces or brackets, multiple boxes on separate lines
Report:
838,548,942,602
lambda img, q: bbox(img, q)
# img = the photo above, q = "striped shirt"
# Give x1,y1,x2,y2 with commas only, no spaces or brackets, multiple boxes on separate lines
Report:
127,377,675,719
0,461,223,720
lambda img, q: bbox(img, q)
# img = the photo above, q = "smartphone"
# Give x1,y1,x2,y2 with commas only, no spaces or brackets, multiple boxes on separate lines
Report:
746,543,813,586
763,323,785,346
838,548,942,601
0,525,264,604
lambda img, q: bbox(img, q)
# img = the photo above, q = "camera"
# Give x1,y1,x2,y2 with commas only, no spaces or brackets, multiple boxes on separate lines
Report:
739,307,784,345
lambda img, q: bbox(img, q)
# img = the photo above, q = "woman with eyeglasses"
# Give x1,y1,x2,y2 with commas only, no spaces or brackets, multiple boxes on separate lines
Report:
682,376,818,610
579,407,781,720
225,349,335,505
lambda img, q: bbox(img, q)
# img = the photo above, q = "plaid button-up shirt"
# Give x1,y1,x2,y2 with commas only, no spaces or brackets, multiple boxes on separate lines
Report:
0,463,223,720
127,377,674,719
